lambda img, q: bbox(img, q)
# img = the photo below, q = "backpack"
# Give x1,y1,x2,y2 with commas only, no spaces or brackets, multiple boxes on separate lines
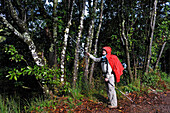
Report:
102,46,124,83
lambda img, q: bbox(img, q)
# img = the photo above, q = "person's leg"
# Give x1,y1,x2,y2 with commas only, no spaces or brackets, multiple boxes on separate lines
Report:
105,81,110,103
108,75,117,107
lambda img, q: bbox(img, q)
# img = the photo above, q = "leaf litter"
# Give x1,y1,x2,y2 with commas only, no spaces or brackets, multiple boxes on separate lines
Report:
30,90,170,113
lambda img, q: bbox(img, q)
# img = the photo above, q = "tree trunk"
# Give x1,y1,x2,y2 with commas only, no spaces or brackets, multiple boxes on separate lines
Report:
89,0,104,85
166,48,170,75
48,0,58,67
132,43,137,80
121,0,133,82
145,0,157,73
52,0,58,67
124,36,133,82
84,0,97,84
73,0,85,88
143,1,151,72
0,16,44,67
154,41,167,70
60,0,75,82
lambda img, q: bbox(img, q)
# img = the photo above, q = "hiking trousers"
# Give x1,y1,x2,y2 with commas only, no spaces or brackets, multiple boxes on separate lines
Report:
105,74,117,107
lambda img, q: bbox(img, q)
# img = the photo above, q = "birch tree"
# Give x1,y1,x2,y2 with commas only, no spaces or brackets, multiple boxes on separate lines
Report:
73,0,86,88
84,0,97,83
89,0,104,85
154,41,167,69
145,0,157,73
120,0,133,82
0,0,44,67
121,20,133,82
60,0,75,82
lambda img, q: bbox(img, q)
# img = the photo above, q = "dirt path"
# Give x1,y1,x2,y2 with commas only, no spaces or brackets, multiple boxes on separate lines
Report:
31,91,170,112
72,91,170,113
152,91,170,113
121,91,170,113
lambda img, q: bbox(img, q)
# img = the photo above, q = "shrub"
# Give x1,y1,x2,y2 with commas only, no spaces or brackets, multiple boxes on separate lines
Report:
142,71,159,88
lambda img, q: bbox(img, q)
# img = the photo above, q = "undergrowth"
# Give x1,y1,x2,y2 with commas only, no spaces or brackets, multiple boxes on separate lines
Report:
0,70,169,112
0,95,21,113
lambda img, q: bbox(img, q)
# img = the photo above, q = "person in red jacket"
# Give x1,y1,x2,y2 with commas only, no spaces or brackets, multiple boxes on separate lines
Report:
87,46,124,108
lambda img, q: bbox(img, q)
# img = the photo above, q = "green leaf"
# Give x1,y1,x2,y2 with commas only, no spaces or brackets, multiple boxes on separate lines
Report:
27,66,32,70
14,76,17,81
9,76,13,80
11,52,14,55
57,16,62,19
0,36,6,43
28,71,32,75
6,75,11,77
17,72,22,76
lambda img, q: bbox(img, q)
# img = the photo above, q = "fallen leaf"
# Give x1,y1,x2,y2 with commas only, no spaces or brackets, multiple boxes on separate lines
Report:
147,102,151,104
118,110,122,112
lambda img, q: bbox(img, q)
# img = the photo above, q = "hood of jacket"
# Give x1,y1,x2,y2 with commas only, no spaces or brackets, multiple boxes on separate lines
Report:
103,46,112,55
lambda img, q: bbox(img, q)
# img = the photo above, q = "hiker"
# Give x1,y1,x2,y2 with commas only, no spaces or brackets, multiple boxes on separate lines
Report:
87,46,124,108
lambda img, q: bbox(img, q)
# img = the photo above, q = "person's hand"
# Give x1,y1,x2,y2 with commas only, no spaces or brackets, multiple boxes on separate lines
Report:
105,78,109,82
86,52,90,56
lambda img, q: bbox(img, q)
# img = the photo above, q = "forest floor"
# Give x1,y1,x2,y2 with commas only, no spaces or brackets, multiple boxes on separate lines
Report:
43,90,170,113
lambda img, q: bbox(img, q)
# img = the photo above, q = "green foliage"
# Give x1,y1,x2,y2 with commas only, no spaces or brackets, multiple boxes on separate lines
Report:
142,71,159,88
156,19,169,40
25,96,57,112
6,68,22,81
6,65,71,95
159,72,170,89
160,71,168,79
0,1,169,112
162,76,170,90
7,65,59,84
69,87,84,101
57,16,64,33
120,79,141,93
0,95,20,113
0,28,7,43
54,81,71,96
4,45,27,63
0,36,6,43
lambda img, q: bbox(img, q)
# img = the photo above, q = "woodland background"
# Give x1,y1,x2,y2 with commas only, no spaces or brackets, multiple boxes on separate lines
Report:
0,0,169,112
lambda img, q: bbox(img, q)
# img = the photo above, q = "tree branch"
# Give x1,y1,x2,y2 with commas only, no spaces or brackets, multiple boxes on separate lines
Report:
0,16,24,39
0,15,44,67
6,0,27,32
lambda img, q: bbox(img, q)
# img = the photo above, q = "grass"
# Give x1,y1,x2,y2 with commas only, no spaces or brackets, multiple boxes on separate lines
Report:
0,95,21,113
25,96,59,112
0,73,169,113
162,76,170,89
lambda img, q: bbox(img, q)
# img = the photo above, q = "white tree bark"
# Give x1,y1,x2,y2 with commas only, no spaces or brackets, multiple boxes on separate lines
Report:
145,0,157,73
84,0,97,83
0,16,44,67
121,0,133,82
1,1,45,66
73,0,86,88
122,20,133,82
89,0,104,85
154,41,167,69
60,0,75,82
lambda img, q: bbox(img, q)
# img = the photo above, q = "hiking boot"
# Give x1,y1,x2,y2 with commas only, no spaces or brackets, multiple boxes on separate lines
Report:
108,105,117,109
108,102,111,105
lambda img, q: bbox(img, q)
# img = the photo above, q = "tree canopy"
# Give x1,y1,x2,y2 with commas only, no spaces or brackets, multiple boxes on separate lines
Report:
0,0,169,96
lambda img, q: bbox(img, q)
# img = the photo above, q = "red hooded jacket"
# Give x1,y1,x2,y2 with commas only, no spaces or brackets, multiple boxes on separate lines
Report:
103,47,124,83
